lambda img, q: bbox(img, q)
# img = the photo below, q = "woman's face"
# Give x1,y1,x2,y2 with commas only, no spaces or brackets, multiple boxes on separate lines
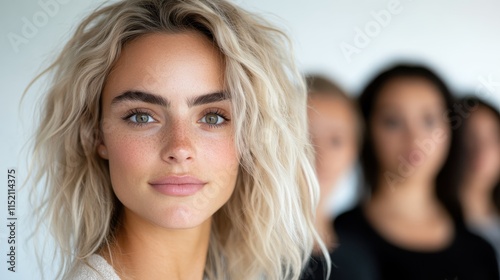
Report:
464,106,500,188
308,95,358,192
98,32,239,229
371,78,451,185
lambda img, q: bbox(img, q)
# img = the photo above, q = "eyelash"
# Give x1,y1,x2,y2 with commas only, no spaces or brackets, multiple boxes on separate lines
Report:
121,108,231,128
121,108,157,127
200,108,230,128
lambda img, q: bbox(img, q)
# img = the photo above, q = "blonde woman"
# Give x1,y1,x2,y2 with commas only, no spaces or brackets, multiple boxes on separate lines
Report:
28,0,328,279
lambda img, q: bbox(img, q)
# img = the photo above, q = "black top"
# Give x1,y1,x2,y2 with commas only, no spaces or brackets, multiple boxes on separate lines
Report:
302,206,500,280
333,207,500,280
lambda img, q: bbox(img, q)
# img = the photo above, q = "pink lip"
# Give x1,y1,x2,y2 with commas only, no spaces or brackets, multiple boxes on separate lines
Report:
149,176,206,196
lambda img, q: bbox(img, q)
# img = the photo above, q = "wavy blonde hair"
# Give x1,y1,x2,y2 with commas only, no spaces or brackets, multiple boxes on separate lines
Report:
28,0,328,279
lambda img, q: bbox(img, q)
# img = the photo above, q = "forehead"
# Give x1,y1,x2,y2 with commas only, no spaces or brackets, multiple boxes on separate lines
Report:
469,106,500,128
375,78,445,111
308,96,357,135
308,95,354,119
103,31,224,100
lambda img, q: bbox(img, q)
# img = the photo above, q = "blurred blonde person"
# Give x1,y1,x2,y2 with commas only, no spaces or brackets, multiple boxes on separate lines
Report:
306,75,361,249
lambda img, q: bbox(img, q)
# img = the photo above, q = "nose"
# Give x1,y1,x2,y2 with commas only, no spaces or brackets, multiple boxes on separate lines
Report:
405,120,427,142
406,125,419,142
160,120,195,164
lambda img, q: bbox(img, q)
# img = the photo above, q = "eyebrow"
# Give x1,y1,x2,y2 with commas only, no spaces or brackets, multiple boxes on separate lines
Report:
111,91,168,107
187,92,228,107
111,91,229,107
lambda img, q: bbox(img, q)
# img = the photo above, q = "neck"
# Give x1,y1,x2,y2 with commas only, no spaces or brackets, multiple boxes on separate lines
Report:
369,175,441,219
460,177,496,223
102,208,211,280
314,210,335,252
314,185,337,251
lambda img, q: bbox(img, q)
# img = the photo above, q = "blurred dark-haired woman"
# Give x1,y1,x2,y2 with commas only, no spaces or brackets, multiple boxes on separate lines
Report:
331,64,499,280
458,97,500,272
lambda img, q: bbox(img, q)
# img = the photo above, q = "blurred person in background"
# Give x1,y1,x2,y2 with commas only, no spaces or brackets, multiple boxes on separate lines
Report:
331,64,499,280
306,74,362,249
457,97,500,271
302,75,371,279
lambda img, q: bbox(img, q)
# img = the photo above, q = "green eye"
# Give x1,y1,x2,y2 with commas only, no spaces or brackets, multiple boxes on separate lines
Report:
122,110,157,127
127,112,154,124
136,113,151,123
205,113,221,124
200,111,227,126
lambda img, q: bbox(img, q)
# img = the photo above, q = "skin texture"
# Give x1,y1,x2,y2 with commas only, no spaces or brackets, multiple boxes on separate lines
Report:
461,107,500,224
97,32,239,279
308,93,358,248
365,78,454,251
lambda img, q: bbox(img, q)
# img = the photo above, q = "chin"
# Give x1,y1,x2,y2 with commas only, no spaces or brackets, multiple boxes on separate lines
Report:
153,203,212,229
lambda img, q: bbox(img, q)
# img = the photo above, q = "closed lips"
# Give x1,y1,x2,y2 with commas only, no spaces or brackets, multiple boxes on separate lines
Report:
149,176,206,185
149,176,206,196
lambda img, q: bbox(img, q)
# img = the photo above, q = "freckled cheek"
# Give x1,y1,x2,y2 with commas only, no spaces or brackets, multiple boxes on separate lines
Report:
198,134,239,180
104,133,158,182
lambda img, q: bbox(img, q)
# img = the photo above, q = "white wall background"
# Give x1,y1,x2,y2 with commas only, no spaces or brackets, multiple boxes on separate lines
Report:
1,0,499,279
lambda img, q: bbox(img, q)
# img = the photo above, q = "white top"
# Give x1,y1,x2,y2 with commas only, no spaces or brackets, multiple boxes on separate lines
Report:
70,254,121,280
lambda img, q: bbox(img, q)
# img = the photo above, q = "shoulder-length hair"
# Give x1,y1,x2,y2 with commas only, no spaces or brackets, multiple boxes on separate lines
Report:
28,0,325,279
357,64,463,221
